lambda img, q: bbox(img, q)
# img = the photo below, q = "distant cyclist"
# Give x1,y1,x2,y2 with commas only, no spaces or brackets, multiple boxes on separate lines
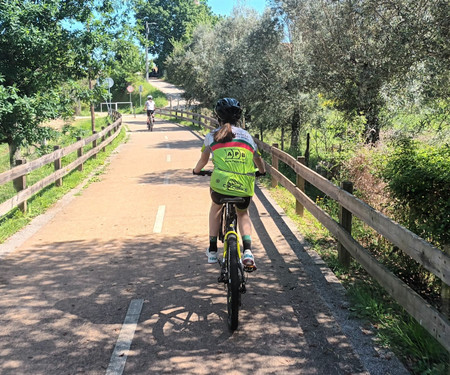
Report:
145,95,156,123
193,98,266,269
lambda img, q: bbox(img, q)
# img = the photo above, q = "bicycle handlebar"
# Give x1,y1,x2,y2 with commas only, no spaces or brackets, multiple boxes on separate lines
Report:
193,169,265,177
193,169,213,176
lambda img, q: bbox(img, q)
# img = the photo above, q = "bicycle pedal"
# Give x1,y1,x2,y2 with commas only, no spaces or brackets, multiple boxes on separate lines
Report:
244,265,257,273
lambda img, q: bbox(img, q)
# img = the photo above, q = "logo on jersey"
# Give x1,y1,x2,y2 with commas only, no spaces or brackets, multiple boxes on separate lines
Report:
225,149,246,161
224,178,247,193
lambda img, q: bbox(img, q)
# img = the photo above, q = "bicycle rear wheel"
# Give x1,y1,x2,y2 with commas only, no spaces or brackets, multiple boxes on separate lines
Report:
148,116,154,131
226,234,240,331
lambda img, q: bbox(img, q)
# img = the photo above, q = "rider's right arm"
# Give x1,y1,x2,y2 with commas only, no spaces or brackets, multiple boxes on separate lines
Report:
193,148,211,174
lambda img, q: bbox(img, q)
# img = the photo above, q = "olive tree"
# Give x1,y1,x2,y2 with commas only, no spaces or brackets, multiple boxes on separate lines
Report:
270,0,449,143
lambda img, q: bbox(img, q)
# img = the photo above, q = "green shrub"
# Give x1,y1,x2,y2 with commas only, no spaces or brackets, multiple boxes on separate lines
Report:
382,138,450,247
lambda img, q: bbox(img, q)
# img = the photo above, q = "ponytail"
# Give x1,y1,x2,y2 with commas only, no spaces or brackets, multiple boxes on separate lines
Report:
214,123,235,143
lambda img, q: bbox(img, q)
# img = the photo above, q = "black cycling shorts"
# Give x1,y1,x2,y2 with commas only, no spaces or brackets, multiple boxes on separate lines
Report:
210,189,251,210
147,109,155,116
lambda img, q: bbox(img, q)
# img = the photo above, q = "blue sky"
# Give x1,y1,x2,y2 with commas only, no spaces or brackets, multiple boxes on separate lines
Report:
207,0,269,16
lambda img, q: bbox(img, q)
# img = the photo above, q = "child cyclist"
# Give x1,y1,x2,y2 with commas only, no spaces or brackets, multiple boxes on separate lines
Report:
193,98,266,270
145,95,156,123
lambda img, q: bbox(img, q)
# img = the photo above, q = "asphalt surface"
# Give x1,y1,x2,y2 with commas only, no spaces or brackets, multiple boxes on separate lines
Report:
0,81,410,375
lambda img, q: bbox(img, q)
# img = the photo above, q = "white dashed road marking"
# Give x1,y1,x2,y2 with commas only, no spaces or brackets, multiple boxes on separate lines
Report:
153,205,166,233
106,299,143,375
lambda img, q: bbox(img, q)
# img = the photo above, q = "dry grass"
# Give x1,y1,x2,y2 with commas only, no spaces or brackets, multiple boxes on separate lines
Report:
342,143,391,215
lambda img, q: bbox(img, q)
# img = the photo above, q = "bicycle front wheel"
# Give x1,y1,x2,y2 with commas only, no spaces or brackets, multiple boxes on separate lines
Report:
226,234,240,331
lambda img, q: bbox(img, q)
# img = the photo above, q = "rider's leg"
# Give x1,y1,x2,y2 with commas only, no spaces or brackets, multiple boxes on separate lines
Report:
237,208,252,250
237,208,256,268
209,201,222,252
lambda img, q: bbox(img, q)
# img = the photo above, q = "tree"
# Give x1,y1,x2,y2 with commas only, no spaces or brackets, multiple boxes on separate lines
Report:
108,32,145,98
70,0,132,131
0,0,85,166
271,0,449,143
133,0,218,72
0,0,130,164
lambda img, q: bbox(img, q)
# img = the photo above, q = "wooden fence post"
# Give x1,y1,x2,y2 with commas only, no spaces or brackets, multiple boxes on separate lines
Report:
77,136,83,172
338,181,353,269
305,133,310,167
14,159,27,213
271,143,279,188
296,156,305,216
442,245,450,319
53,146,62,187
92,130,97,159
101,126,106,152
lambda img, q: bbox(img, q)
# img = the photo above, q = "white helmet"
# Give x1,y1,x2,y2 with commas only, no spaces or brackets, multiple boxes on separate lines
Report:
147,95,153,99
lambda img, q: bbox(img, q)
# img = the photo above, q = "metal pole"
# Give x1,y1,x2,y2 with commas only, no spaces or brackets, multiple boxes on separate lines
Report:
145,22,149,81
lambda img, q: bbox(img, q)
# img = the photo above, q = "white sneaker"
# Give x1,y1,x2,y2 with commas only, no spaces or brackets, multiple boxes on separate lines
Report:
242,249,255,268
206,248,218,264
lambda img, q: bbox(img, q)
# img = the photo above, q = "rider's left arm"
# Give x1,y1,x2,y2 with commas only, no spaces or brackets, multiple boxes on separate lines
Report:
254,154,266,174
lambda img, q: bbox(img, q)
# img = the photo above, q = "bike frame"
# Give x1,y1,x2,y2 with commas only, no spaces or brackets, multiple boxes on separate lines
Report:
223,230,242,262
219,200,245,262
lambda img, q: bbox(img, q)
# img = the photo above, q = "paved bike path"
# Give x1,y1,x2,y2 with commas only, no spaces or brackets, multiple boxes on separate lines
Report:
0,113,408,374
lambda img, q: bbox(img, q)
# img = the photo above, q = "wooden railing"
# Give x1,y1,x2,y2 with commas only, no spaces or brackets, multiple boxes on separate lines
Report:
156,106,450,352
0,112,122,217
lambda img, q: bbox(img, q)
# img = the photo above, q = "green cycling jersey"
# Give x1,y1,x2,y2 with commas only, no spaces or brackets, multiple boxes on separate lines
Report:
201,126,260,197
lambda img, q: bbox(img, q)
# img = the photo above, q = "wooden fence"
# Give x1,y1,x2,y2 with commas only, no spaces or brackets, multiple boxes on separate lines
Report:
0,112,122,218
156,106,450,352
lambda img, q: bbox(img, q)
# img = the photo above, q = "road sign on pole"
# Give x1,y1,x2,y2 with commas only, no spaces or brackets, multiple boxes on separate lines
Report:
105,77,114,88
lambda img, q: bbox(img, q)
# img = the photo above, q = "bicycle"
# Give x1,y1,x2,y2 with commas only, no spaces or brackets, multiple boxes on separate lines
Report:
194,169,263,331
147,112,154,131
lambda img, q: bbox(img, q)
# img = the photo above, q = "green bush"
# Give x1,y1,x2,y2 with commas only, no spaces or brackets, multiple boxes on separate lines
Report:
382,138,450,247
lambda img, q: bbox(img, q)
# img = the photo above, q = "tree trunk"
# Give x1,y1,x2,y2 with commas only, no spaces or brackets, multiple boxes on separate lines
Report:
88,77,95,132
290,108,300,152
8,141,23,191
75,99,81,116
363,106,380,144
8,141,21,169
305,133,310,167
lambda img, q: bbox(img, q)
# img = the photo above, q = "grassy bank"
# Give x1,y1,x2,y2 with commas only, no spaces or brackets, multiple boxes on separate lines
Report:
0,116,127,243
266,183,448,375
